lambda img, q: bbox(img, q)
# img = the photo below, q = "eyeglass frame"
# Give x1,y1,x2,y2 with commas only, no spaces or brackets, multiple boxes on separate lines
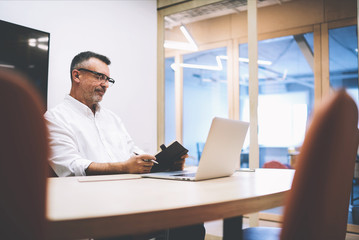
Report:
76,68,115,86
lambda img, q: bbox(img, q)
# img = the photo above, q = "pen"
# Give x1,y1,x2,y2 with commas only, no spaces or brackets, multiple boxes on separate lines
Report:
133,152,159,164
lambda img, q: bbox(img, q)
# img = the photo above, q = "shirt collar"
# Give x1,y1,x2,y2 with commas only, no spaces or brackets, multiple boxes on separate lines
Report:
65,95,101,116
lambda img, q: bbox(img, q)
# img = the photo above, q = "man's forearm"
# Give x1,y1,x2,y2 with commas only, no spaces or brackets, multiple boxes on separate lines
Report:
85,162,128,175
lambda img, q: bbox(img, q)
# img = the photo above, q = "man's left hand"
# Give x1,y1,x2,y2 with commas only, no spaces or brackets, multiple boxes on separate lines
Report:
170,154,188,171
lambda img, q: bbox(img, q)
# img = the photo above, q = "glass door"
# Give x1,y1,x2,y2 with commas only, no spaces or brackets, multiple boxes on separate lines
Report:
239,33,315,169
328,25,359,226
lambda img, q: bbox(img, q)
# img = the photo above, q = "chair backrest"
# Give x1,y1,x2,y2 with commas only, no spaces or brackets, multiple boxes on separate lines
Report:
263,160,289,169
0,69,49,239
280,90,359,240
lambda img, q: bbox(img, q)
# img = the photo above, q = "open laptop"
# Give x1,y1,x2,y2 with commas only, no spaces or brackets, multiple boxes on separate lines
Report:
142,117,249,181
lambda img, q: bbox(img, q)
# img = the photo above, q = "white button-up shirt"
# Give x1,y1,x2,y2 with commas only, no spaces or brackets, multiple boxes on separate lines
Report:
45,95,143,177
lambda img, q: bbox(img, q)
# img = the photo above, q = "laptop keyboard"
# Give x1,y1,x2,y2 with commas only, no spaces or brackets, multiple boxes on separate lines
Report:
173,172,196,177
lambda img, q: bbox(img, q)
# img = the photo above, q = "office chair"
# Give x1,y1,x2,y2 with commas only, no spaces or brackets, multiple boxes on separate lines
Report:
242,90,359,240
0,69,49,239
262,160,289,169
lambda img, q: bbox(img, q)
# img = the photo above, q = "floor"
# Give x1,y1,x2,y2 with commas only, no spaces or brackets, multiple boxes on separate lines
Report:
204,218,359,240
202,175,359,239
203,179,359,239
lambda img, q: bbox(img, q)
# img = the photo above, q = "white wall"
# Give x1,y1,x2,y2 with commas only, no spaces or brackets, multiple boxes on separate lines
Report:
0,0,157,153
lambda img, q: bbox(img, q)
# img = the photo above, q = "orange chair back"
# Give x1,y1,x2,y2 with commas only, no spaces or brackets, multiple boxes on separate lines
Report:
280,90,359,240
0,69,49,240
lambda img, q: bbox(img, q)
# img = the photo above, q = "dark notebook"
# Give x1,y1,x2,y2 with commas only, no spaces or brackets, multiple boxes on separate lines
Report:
151,141,188,173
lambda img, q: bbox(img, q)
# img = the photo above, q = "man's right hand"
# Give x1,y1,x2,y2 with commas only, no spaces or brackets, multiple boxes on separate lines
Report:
123,154,156,174
85,154,157,175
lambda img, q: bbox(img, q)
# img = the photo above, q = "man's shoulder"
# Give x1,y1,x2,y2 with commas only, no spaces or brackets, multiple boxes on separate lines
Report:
44,98,79,124
45,100,69,116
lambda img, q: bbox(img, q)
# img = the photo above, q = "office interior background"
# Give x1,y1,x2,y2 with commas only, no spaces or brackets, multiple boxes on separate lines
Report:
160,0,358,167
1,0,359,237
0,0,158,155
158,0,359,235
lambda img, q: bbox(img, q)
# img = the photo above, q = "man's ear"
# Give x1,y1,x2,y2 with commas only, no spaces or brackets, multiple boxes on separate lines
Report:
72,70,80,83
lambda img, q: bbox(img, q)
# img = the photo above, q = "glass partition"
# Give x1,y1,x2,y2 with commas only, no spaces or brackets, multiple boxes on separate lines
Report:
329,25,358,107
329,25,359,226
161,0,359,234
164,57,176,145
182,47,228,165
239,33,315,168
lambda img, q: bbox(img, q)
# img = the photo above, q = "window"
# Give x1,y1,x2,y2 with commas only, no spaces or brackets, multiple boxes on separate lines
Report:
239,33,315,168
182,47,228,165
165,57,176,145
329,25,358,109
164,47,229,165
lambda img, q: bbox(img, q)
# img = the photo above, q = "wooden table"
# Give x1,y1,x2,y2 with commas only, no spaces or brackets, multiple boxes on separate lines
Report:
46,168,295,239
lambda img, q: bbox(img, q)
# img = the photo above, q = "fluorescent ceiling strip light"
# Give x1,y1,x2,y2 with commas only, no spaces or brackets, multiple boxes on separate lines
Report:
37,37,49,42
238,57,272,66
164,41,198,51
37,44,49,51
164,24,198,51
171,55,224,71
180,25,197,48
28,38,36,47
171,55,272,71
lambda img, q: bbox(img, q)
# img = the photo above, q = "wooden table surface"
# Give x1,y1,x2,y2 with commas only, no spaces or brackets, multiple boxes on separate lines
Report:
46,168,295,239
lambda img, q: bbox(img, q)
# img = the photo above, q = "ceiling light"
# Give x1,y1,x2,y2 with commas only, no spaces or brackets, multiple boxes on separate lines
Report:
164,41,198,51
37,44,49,51
171,55,225,71
180,25,197,48
164,24,198,51
28,38,36,47
171,55,272,71
37,37,49,42
237,57,272,66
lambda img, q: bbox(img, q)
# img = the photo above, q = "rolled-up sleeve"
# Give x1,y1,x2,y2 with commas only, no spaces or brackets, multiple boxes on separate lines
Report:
45,111,92,177
45,95,146,177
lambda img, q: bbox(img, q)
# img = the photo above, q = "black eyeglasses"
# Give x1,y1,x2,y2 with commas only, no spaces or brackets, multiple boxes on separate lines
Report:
77,68,115,87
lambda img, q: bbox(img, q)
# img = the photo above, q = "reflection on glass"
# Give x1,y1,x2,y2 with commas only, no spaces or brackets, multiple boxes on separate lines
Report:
0,20,50,109
329,25,359,226
329,25,359,108
239,33,314,168
182,47,228,165
165,57,176,145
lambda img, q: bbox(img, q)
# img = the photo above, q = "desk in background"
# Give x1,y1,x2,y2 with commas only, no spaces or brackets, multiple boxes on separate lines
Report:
46,169,295,239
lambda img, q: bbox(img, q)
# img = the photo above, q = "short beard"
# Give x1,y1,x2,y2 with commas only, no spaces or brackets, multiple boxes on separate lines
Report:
92,94,102,104
92,87,106,103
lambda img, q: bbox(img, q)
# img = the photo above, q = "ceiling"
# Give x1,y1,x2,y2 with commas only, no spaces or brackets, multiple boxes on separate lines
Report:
165,0,292,29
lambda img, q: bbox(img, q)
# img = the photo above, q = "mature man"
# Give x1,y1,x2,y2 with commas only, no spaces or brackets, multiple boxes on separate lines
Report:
45,51,204,240
46,51,162,176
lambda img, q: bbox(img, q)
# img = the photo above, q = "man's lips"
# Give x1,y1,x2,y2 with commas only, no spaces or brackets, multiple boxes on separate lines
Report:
95,88,106,95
